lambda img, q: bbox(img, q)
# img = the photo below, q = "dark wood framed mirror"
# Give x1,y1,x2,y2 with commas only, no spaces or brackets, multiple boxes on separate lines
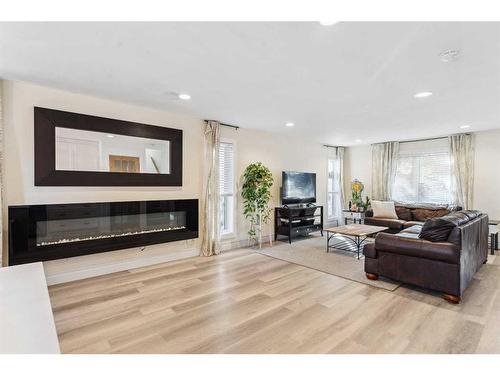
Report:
34,107,183,186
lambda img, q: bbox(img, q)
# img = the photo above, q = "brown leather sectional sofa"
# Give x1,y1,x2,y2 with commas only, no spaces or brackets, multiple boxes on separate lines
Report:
364,203,460,233
363,210,489,303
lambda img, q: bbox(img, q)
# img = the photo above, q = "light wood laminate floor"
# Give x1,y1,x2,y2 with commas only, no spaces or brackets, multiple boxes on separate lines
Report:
48,246,500,354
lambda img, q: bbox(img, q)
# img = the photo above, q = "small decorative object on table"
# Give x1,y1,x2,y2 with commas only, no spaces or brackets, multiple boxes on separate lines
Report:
350,179,371,211
345,179,370,224
351,179,364,207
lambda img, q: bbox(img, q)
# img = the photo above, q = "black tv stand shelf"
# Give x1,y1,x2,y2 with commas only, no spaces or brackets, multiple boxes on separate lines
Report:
274,205,323,244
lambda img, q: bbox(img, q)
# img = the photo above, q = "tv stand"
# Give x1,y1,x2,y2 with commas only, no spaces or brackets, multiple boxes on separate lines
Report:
274,205,323,244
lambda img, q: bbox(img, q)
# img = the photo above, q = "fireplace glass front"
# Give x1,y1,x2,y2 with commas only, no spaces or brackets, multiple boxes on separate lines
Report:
9,200,198,265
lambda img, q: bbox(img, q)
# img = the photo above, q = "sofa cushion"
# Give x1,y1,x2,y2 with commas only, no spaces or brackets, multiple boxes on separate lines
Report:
375,232,460,264
371,200,398,219
441,211,470,226
403,221,424,229
411,208,450,222
419,217,458,242
395,206,412,221
461,210,481,220
396,231,420,240
400,225,423,235
364,217,405,230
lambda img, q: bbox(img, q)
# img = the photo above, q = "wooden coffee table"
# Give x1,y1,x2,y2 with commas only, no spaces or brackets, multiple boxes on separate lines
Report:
325,224,388,259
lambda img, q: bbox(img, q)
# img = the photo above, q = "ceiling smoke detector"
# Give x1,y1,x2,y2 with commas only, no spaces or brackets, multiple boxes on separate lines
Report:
439,50,460,62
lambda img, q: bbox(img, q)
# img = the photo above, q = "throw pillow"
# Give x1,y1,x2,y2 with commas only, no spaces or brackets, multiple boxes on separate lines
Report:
371,200,398,219
419,217,457,242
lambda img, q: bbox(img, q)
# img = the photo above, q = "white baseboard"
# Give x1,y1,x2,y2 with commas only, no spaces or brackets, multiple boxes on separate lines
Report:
44,247,199,286
221,234,275,251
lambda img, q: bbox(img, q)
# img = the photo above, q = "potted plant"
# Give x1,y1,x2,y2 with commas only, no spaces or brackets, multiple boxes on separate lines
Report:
241,162,274,248
351,179,370,212
351,179,364,210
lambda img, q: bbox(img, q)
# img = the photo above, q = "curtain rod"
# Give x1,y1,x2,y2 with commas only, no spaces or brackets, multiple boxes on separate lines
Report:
323,144,342,148
372,135,450,145
204,120,239,130
399,135,448,144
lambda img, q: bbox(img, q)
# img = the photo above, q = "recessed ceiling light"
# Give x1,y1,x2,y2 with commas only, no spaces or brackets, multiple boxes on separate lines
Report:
414,91,433,99
178,93,191,100
285,122,295,127
319,21,338,26
355,139,362,143
460,125,471,129
106,134,115,138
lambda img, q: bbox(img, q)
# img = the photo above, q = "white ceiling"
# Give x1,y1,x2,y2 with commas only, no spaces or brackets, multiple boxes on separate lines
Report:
1,22,499,145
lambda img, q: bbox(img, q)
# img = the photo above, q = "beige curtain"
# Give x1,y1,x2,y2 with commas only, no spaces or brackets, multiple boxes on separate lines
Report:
449,134,474,209
371,141,399,201
200,121,221,256
327,146,345,222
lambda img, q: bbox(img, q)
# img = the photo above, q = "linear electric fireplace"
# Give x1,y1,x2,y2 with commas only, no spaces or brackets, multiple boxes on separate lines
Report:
8,199,198,265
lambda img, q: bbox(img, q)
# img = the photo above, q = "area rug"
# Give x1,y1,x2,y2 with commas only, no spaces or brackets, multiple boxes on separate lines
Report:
255,235,401,291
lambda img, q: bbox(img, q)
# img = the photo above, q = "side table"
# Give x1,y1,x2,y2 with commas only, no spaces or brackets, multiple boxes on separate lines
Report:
343,210,365,225
489,220,499,255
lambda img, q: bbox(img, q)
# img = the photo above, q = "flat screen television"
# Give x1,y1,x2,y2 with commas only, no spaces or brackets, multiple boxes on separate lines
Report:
281,171,316,205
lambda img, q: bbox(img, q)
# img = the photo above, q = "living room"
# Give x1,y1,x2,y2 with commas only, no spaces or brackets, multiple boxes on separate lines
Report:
0,2,499,371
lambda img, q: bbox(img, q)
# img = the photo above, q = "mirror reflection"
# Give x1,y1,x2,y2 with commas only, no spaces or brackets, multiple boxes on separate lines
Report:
55,127,170,174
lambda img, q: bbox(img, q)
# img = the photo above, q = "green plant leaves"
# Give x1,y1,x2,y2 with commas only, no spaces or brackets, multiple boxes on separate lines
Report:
241,162,274,243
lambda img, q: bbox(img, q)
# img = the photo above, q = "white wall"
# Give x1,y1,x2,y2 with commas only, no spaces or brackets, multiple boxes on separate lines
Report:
473,129,500,220
219,126,329,248
1,80,329,281
344,145,372,202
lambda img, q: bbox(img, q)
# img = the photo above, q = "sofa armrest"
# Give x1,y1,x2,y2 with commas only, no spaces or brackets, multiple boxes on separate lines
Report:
363,243,377,258
364,217,405,230
375,232,460,264
458,214,489,294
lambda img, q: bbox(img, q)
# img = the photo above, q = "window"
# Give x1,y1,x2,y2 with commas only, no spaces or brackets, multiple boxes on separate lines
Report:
392,139,451,204
219,140,235,235
327,157,341,219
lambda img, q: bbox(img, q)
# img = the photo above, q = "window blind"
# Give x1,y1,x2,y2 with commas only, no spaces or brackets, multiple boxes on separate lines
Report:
392,151,451,204
219,141,234,196
327,158,341,219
